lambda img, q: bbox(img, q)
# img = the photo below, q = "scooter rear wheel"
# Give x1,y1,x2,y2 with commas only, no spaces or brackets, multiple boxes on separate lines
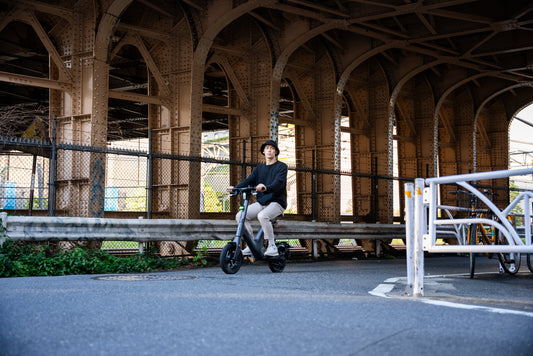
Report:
220,242,243,274
268,242,290,273
268,258,286,273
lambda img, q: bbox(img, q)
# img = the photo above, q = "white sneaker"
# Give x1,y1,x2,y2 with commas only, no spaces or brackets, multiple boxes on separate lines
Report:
264,244,279,257
241,246,252,256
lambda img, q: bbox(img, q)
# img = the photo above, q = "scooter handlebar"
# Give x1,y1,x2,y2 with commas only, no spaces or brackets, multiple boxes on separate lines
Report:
229,186,258,196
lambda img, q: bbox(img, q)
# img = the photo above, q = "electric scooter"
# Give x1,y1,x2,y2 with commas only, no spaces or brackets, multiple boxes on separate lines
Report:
220,186,290,274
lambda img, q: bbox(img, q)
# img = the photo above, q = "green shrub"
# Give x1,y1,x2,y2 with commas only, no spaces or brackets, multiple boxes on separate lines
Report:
0,238,192,278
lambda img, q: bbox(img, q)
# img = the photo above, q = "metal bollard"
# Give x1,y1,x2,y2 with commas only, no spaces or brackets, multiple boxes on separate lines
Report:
413,178,425,297
404,183,414,293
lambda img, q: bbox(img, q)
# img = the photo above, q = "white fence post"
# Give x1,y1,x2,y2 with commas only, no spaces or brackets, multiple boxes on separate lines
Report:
404,183,414,292
525,195,531,246
0,212,7,246
138,216,144,254
413,178,425,296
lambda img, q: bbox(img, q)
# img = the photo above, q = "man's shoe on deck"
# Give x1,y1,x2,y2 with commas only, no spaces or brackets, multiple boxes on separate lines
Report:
241,246,252,256
264,244,279,257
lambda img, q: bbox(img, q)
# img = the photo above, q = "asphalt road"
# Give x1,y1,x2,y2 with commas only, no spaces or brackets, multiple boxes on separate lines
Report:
1,255,532,356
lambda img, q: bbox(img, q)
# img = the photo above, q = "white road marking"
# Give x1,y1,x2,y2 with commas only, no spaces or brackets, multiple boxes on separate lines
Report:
419,299,533,318
369,274,533,318
368,283,394,298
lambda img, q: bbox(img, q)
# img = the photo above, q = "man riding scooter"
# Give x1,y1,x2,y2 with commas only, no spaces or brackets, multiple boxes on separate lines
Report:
227,140,288,257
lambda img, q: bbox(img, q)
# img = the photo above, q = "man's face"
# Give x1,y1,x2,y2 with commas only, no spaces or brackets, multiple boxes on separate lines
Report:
263,145,277,158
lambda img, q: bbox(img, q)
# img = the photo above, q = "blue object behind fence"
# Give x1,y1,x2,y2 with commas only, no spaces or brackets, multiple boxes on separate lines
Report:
105,186,118,211
4,182,16,209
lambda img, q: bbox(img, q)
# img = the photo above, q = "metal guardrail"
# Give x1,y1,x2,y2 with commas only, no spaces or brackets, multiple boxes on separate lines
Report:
0,212,406,245
405,168,533,297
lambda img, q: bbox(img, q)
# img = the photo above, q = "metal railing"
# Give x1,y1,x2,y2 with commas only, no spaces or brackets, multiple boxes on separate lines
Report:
405,168,533,296
0,212,405,257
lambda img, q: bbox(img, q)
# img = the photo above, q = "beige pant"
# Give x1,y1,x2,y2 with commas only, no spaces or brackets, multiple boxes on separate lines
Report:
235,202,284,244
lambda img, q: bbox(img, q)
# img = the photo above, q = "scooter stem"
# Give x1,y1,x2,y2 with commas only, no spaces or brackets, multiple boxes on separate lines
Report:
234,191,250,243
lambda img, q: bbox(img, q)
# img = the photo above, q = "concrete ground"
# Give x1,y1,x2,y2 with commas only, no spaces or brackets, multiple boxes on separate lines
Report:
0,254,531,355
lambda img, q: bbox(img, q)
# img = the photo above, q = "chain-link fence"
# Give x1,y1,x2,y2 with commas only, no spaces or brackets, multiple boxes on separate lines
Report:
1,133,403,256
0,151,49,212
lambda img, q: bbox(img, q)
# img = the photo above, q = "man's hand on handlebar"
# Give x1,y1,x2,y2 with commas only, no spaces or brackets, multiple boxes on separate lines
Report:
227,185,265,196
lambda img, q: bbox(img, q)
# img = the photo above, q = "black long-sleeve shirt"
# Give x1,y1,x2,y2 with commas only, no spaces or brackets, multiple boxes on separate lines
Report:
236,160,288,209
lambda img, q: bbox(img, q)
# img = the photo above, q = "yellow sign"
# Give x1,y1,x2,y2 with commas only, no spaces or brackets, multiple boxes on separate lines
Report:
22,117,45,140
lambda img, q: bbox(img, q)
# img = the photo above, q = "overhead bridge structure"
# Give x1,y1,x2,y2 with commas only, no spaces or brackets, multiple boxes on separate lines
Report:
0,1,532,253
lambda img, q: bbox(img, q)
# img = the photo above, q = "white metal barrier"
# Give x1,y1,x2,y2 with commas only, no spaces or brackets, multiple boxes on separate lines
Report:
405,168,533,296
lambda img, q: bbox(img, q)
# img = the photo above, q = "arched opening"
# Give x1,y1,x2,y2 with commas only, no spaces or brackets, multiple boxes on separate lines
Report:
509,104,533,185
0,20,50,136
107,44,150,212
201,62,230,212
0,20,50,212
340,95,352,216
108,44,149,141
278,78,297,214
392,120,399,219
508,104,533,225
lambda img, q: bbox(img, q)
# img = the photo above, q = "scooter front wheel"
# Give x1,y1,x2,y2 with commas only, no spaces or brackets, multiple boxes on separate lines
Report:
220,242,243,274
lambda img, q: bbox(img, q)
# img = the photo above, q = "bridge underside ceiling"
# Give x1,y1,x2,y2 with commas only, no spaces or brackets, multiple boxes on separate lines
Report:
0,0,532,222
1,0,531,138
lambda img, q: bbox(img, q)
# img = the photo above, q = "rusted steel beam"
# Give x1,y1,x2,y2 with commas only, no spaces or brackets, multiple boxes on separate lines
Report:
0,71,72,92
1,0,74,20
108,90,164,106
115,23,171,42
202,103,242,116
